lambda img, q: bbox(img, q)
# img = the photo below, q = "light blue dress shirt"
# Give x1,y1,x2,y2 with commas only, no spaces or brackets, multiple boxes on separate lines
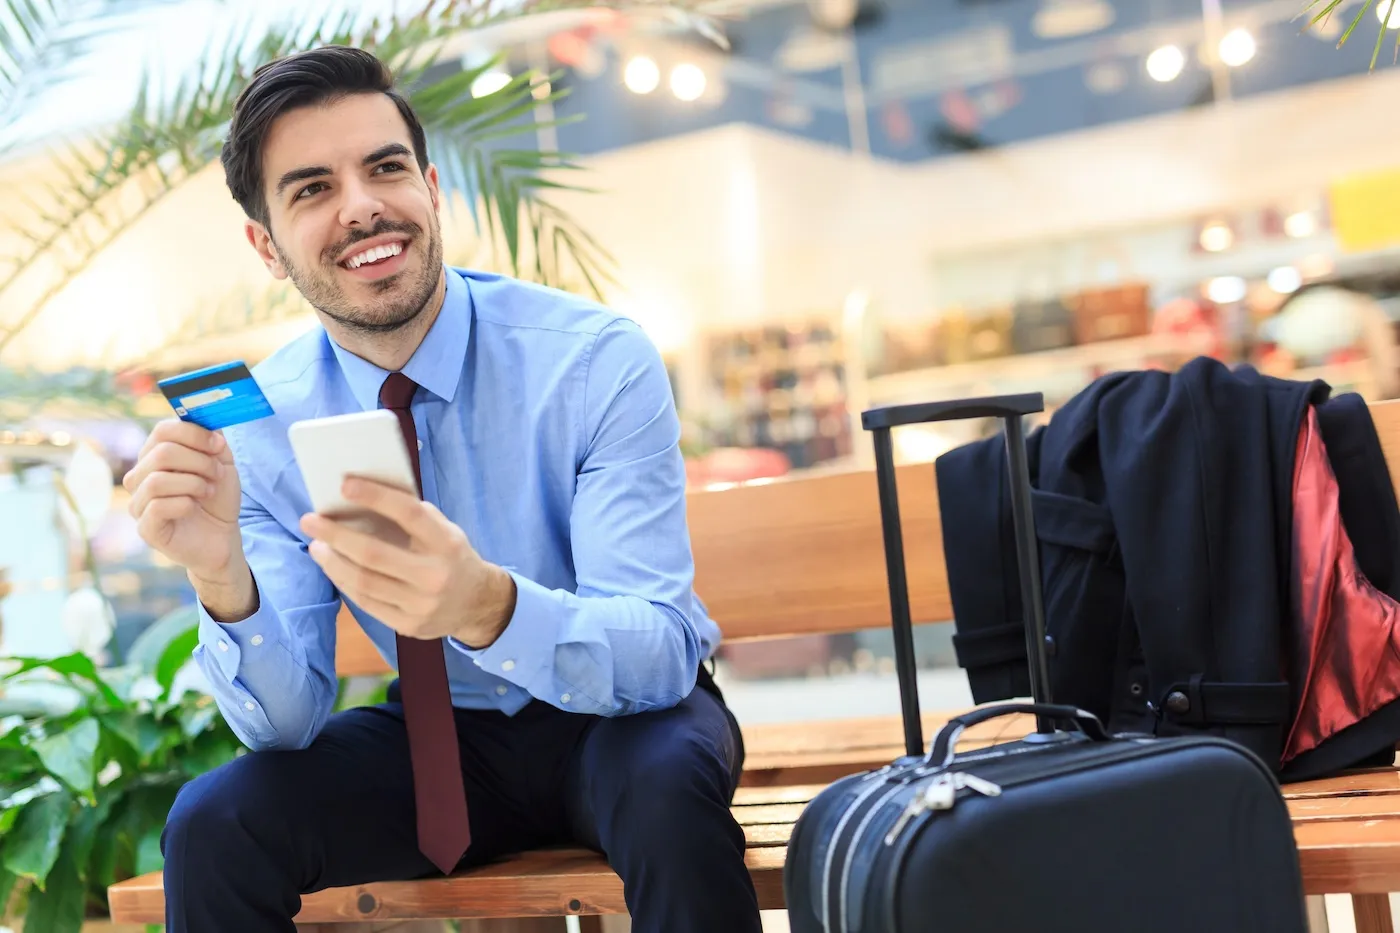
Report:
192,266,721,752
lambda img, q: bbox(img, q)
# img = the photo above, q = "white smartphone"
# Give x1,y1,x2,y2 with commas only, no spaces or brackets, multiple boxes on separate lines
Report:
287,408,418,539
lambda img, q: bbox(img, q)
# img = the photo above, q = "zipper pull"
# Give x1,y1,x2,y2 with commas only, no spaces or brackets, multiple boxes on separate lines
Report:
882,772,1003,847
952,772,1003,797
884,776,956,845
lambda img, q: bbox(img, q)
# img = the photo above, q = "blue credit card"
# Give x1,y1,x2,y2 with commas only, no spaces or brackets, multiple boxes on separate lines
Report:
157,361,274,430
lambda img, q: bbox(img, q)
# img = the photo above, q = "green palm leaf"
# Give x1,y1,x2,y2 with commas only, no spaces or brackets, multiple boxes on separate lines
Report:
1299,0,1400,68
0,0,192,145
0,0,717,363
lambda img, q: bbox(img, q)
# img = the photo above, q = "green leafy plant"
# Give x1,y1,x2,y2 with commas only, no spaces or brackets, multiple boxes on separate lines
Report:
0,608,242,931
1302,0,1400,68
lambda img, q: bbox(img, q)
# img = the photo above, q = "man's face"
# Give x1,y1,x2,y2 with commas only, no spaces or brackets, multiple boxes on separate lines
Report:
246,92,444,334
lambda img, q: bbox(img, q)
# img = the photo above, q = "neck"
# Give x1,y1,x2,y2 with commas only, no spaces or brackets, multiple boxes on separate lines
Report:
329,267,448,372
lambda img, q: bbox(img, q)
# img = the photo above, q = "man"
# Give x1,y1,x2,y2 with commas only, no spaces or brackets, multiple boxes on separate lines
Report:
122,45,761,933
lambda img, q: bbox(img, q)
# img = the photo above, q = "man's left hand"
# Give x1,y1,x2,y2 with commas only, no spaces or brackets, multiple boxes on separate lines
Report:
300,477,516,648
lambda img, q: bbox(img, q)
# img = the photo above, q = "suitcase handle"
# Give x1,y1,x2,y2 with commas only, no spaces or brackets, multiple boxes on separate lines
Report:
864,392,1054,756
860,393,1045,430
928,703,1109,768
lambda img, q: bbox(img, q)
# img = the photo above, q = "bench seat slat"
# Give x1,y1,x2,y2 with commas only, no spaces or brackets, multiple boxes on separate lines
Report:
734,803,807,826
109,848,792,923
731,784,830,806
108,782,1400,922
1291,793,1400,822
1283,768,1400,798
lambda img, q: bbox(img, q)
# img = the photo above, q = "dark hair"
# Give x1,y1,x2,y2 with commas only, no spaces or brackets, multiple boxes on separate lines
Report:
221,45,430,228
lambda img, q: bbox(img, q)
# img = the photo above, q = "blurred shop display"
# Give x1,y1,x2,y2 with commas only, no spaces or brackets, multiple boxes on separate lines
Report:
1255,284,1400,398
700,320,853,470
873,280,1155,376
0,421,194,666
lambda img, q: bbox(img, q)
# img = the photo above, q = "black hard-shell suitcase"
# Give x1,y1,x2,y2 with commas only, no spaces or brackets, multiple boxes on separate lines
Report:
782,393,1308,933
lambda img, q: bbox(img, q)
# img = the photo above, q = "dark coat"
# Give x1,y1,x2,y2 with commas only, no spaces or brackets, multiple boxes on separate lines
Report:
935,356,1400,780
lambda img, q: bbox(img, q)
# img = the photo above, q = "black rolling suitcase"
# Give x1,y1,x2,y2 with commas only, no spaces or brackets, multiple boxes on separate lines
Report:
782,393,1308,933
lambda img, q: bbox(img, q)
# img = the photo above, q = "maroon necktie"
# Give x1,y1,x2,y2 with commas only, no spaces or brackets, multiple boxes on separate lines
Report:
378,372,472,874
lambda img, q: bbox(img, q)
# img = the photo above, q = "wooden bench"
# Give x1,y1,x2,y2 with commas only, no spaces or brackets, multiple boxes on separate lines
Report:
110,397,1400,932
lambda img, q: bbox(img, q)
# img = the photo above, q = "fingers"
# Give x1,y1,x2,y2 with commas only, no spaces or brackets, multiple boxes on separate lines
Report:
308,539,428,617
124,438,223,493
341,478,438,541
134,495,198,547
127,471,215,520
137,419,225,461
299,513,431,585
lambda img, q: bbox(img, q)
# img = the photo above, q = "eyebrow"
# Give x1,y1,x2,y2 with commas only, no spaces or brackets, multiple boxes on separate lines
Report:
274,143,415,199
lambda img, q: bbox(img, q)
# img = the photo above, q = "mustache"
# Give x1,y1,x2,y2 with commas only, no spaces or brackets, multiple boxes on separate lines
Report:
324,219,421,265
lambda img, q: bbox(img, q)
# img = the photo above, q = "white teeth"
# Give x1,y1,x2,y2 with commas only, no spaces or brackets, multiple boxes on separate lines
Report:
346,241,403,269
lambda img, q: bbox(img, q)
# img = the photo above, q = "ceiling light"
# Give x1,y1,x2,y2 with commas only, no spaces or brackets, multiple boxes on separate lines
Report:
470,69,511,98
624,55,660,94
1310,12,1343,39
1206,276,1247,304
1268,266,1302,294
809,0,859,31
670,63,707,102
1284,210,1317,239
1032,0,1115,39
1379,0,1400,27
1219,28,1256,67
1199,221,1234,252
1146,45,1185,82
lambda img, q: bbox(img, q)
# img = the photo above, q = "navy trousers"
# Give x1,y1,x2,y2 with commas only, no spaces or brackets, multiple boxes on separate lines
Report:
160,680,761,932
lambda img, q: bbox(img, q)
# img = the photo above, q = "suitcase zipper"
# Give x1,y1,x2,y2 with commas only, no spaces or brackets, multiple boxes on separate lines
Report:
821,766,905,933
830,771,1002,933
882,772,1003,845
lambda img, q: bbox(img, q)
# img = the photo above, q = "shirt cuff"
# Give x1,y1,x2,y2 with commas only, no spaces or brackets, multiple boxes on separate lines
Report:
195,587,285,683
450,570,560,689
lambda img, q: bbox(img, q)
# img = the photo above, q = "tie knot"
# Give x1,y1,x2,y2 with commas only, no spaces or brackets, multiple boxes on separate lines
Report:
379,372,418,410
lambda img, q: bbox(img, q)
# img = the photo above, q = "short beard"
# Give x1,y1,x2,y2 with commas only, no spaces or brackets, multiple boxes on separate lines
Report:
273,216,444,336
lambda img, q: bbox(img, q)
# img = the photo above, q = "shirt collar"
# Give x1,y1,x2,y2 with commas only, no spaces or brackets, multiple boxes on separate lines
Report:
329,267,472,411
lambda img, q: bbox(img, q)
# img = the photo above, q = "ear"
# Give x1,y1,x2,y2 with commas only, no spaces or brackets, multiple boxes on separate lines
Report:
245,219,289,280
425,162,441,215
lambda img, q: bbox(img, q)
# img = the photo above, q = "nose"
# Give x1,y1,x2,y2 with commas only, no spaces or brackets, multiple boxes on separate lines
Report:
337,176,385,229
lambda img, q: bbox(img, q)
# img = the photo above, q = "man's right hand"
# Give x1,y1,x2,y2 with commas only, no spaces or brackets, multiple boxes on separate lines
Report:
124,420,253,617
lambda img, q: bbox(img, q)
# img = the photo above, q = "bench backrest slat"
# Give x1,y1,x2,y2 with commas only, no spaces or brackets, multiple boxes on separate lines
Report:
333,397,1400,677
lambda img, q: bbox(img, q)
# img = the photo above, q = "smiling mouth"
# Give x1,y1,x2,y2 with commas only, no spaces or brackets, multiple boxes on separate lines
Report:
339,240,406,270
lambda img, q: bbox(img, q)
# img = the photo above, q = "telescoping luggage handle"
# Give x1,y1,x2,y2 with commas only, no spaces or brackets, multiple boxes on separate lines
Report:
861,393,1053,758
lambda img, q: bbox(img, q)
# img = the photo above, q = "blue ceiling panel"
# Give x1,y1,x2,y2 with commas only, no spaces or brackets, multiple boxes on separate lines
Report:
538,0,1397,163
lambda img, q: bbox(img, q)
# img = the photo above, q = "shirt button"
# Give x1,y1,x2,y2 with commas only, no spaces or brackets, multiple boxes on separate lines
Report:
417,438,423,451
560,693,571,704
501,659,515,672
473,658,482,667
243,701,255,711
250,635,264,647
495,685,508,696
218,640,228,652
